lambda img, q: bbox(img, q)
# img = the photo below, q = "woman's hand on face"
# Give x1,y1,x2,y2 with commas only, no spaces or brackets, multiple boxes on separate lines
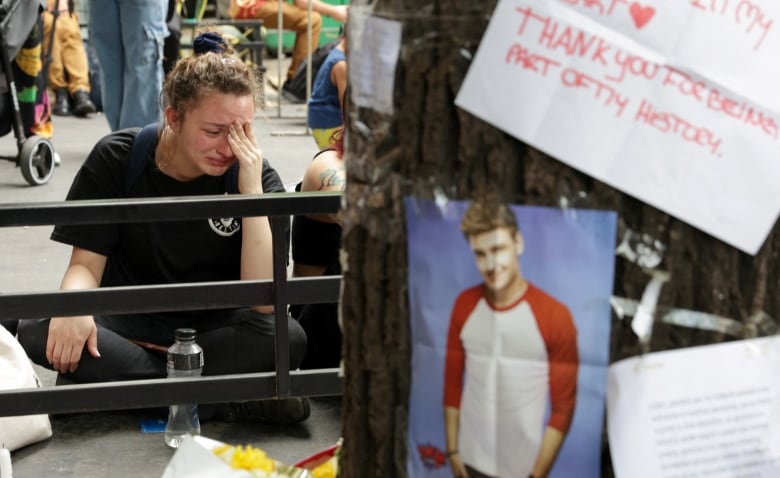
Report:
227,121,264,194
46,315,100,374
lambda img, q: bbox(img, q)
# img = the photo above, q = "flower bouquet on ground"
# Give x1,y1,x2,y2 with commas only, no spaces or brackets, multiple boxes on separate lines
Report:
161,435,309,478
161,436,342,478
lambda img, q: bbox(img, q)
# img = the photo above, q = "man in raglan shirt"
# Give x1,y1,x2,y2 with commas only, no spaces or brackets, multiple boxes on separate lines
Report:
443,197,579,478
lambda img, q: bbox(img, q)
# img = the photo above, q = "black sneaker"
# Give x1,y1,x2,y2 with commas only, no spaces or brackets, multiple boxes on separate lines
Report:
216,397,311,425
71,89,96,117
53,88,71,116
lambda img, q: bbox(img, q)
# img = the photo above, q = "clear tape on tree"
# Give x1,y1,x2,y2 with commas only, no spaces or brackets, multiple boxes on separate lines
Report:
614,228,667,269
556,181,589,214
662,308,743,338
610,296,638,321
610,297,775,340
630,271,670,348
555,181,591,225
743,310,778,338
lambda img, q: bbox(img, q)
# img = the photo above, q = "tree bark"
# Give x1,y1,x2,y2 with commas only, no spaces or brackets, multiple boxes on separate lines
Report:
339,2,777,476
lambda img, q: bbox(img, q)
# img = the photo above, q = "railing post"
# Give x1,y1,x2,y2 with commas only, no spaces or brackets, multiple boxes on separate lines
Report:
270,215,290,398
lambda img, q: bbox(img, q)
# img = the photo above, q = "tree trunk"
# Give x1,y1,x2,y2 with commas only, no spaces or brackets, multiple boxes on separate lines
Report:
339,2,777,476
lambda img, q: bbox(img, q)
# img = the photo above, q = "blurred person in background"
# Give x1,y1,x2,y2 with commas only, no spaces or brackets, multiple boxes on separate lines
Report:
87,0,167,131
43,0,97,118
306,26,345,148
228,0,347,99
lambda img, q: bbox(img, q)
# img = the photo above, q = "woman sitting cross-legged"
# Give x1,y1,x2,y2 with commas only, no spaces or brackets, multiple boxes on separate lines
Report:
17,31,310,424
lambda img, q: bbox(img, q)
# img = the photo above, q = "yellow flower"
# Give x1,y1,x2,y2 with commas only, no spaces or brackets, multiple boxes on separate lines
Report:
213,444,275,472
311,456,338,478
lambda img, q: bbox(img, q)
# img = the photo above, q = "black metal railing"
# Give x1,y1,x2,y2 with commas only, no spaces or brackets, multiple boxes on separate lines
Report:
0,191,342,417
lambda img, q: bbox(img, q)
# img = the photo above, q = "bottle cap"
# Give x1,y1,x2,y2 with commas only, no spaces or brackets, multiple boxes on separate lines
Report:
174,328,197,341
169,328,203,370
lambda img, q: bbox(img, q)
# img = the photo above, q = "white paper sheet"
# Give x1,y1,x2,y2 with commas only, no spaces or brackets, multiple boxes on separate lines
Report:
455,0,780,254
607,336,780,478
347,8,402,115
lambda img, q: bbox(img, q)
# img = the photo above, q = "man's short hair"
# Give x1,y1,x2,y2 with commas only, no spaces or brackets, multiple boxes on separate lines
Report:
460,196,519,238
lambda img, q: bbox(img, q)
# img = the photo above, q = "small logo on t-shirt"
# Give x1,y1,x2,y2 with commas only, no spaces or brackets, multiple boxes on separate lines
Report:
208,217,241,236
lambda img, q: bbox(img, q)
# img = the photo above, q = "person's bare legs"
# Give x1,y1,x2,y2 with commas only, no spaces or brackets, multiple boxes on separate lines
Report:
254,1,322,79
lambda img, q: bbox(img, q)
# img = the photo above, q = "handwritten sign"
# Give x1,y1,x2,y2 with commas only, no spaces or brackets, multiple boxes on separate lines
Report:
607,336,780,477
552,0,780,114
455,0,780,254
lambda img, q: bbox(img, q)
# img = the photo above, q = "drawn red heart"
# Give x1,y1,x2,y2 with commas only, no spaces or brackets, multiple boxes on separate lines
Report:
629,3,655,29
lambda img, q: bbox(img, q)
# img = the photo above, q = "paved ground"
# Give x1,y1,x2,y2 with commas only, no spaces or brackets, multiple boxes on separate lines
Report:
0,59,343,476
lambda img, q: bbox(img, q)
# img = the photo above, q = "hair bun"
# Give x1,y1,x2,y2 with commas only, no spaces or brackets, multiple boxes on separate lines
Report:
193,32,228,55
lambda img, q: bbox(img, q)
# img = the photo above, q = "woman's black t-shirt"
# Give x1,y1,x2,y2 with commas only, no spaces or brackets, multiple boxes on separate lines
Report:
50,127,285,341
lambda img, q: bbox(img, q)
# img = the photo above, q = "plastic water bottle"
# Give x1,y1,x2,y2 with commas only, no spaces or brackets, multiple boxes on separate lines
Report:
164,328,203,448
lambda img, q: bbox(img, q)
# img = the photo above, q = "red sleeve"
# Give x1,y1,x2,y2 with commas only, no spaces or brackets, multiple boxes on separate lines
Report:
529,285,579,433
443,285,483,408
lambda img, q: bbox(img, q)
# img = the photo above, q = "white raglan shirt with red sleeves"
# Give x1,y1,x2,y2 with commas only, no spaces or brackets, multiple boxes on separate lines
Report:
443,283,578,477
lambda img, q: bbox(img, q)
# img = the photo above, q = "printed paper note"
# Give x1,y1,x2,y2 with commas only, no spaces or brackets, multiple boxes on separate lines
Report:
347,9,402,115
607,336,780,478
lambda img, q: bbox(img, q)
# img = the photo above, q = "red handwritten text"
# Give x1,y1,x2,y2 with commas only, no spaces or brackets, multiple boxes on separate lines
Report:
516,7,613,65
606,50,661,83
635,99,722,154
505,43,561,76
690,0,773,50
510,6,779,147
661,68,708,101
561,68,630,117
663,67,778,140
560,0,632,17
707,89,779,139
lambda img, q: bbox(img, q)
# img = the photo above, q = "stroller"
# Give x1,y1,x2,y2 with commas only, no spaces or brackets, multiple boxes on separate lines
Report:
0,0,56,186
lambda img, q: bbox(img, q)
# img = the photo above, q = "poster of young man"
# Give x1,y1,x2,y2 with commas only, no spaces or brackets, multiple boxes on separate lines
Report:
405,197,617,478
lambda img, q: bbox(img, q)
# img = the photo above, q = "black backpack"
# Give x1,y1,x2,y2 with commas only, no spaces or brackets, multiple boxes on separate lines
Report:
283,39,339,102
